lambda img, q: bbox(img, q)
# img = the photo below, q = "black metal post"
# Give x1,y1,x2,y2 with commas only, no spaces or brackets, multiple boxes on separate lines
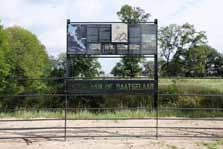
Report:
64,19,70,141
154,19,159,139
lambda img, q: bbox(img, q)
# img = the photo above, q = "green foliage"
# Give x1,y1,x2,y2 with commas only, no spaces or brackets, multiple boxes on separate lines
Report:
205,47,223,76
111,56,144,77
51,53,101,78
184,45,209,77
201,140,223,149
69,55,101,78
176,96,201,108
5,26,49,93
159,23,208,76
0,21,10,93
159,79,223,109
117,4,150,23
0,26,50,110
159,24,181,67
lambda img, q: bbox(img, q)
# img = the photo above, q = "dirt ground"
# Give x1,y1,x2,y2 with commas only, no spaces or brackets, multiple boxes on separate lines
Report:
0,118,223,149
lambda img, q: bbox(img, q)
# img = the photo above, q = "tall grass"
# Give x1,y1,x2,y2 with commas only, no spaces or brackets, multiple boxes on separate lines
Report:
0,109,223,119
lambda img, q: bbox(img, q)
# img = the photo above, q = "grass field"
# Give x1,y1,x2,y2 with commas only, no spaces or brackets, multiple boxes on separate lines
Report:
0,78,223,119
159,78,223,93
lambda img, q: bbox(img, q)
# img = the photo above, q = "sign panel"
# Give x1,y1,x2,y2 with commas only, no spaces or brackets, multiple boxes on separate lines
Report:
67,22,157,55
111,23,128,42
67,79,154,95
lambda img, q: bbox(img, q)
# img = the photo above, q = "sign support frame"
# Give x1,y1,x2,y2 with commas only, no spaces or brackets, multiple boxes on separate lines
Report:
65,19,159,139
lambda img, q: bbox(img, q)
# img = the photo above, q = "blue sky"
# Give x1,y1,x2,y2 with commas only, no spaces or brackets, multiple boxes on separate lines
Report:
0,0,223,72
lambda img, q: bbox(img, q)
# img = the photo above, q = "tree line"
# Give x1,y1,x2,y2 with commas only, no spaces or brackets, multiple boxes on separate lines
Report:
111,5,223,77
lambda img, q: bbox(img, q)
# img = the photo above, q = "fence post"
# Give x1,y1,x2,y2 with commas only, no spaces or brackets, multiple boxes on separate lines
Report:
154,19,159,139
64,19,70,141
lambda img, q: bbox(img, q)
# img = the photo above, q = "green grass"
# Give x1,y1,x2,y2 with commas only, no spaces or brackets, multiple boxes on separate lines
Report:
200,140,223,149
159,78,223,93
0,109,223,119
158,78,223,109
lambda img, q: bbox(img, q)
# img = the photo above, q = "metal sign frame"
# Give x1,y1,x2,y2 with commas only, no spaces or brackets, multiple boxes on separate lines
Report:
66,18,158,106
67,21,157,55
65,19,158,139
66,19,158,95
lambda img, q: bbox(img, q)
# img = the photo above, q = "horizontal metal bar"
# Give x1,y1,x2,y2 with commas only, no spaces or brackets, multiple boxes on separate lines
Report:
160,77,223,80
0,135,222,140
0,77,65,81
1,77,222,81
2,107,223,111
69,21,156,24
66,93,153,96
159,93,223,97
0,93,154,97
59,135,223,138
160,107,223,111
67,79,155,83
0,107,222,111
0,127,64,130
157,135,223,138
66,117,223,121
1,117,223,122
0,94,66,97
0,118,156,122
67,55,155,58
0,118,65,122
0,135,156,140
0,76,156,81
67,126,223,130
1,93,223,98
1,126,223,131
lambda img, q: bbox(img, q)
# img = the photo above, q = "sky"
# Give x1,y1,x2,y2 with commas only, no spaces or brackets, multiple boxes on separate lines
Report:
0,0,223,73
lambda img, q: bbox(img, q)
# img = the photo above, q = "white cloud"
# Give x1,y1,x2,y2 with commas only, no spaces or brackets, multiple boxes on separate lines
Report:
0,0,223,72
169,0,223,53
0,0,66,56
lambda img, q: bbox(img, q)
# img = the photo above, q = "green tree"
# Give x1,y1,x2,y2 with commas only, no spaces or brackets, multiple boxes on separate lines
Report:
0,21,10,94
5,26,49,94
112,5,150,77
159,23,207,76
111,56,143,77
117,4,151,23
183,45,223,77
159,24,181,75
184,45,209,77
50,53,101,78
68,56,101,78
205,47,223,76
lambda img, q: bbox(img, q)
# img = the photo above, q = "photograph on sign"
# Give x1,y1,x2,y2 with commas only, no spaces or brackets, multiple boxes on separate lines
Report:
99,24,111,42
112,23,128,43
103,44,115,54
68,24,87,54
129,24,141,43
87,43,101,54
140,24,156,54
117,44,128,54
87,25,98,42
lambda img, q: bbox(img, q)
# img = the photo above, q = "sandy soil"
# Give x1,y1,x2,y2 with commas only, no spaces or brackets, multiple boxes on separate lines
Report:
0,118,222,149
